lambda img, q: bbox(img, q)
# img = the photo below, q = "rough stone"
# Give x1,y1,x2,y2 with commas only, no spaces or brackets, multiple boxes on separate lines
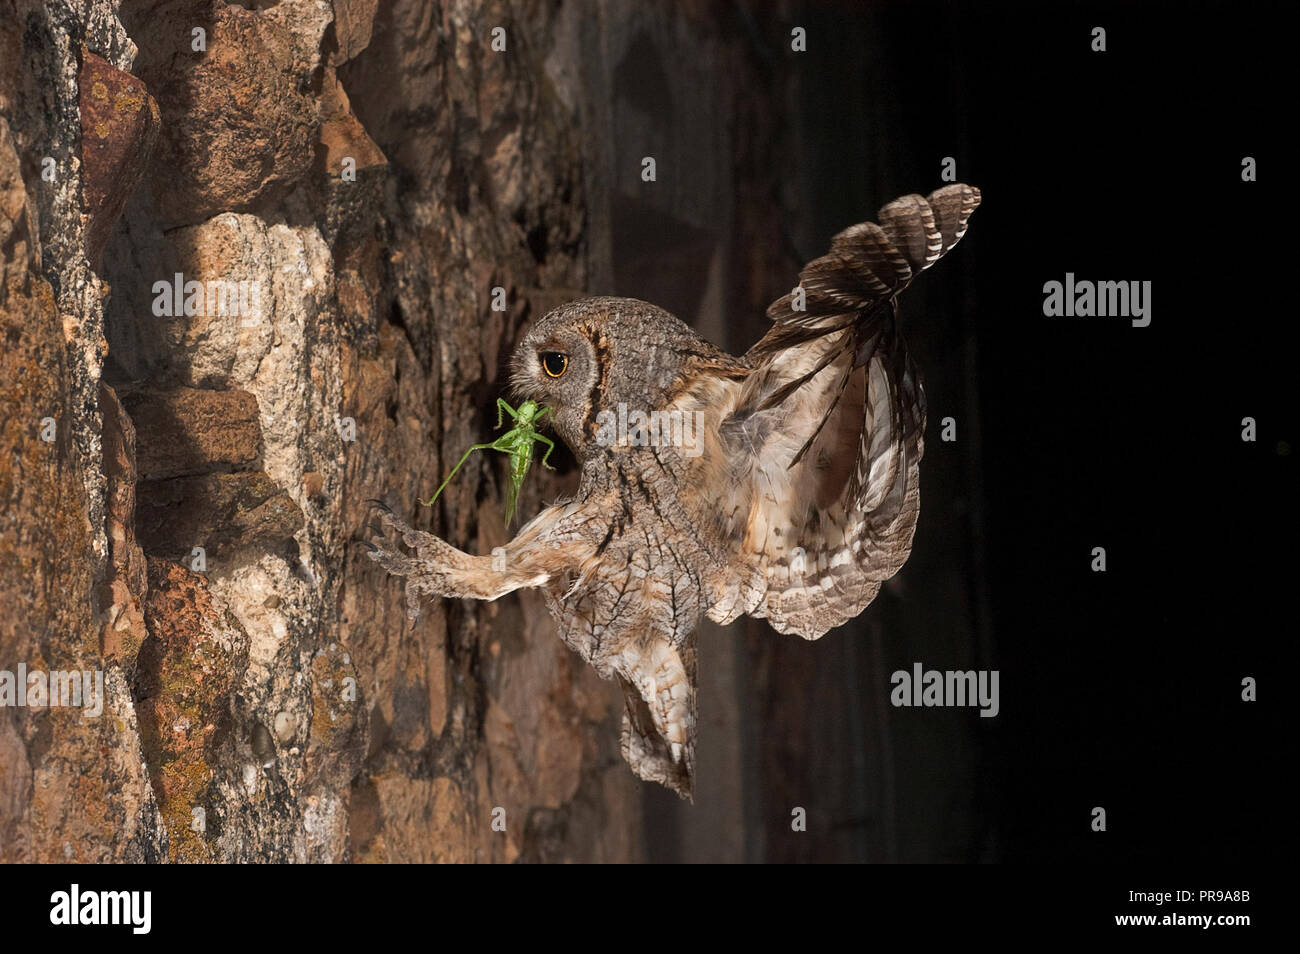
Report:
329,0,379,65
97,382,148,665
316,66,386,181
135,557,251,862
77,48,158,263
123,0,323,227
0,0,169,865
120,386,261,479
135,471,305,560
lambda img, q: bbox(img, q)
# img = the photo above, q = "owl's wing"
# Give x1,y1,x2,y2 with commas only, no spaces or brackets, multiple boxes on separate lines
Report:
708,183,980,638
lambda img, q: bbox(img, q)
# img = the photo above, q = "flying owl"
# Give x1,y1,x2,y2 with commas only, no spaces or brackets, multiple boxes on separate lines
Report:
367,184,980,798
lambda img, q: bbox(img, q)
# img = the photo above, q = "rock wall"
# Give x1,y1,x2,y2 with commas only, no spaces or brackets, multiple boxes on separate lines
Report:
0,0,647,863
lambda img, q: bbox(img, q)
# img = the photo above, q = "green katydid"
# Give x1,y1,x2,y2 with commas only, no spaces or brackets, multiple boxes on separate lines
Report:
423,398,557,524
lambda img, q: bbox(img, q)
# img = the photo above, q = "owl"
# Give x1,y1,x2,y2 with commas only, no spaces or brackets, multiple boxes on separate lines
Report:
367,184,980,798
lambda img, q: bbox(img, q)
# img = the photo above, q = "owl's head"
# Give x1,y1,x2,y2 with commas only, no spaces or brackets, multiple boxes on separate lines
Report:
510,296,722,460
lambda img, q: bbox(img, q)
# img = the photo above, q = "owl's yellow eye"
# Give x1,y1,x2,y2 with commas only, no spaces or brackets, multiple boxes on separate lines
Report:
541,352,568,378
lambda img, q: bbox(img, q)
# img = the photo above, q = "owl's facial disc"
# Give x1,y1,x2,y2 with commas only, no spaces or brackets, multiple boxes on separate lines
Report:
514,336,573,401
509,324,598,457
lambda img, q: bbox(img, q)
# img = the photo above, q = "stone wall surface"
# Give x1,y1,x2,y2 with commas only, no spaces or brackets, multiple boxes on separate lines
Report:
0,0,701,863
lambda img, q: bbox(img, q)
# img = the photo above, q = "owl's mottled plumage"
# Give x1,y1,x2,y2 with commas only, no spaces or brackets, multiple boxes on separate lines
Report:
368,184,980,798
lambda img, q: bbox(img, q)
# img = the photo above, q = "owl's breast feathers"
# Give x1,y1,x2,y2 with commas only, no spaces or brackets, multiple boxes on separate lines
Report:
541,447,729,799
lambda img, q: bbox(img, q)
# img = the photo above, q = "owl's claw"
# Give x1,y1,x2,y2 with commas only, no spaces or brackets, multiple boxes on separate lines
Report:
366,498,393,515
365,529,459,605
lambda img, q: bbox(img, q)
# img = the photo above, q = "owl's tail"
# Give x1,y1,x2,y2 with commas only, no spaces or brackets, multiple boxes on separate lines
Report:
756,183,981,339
745,183,980,464
715,184,980,638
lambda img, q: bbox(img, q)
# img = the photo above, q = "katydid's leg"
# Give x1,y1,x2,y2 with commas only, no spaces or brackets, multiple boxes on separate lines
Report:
494,398,520,430
535,433,557,469
423,441,495,507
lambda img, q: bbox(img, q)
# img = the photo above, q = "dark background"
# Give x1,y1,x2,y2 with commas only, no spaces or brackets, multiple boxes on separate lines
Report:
612,0,1288,862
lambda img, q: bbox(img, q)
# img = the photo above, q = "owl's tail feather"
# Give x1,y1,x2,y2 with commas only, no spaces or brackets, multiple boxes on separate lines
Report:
717,185,979,638
756,184,980,336
746,184,979,463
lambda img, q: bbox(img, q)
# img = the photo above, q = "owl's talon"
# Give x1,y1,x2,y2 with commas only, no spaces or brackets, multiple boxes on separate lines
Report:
366,498,393,514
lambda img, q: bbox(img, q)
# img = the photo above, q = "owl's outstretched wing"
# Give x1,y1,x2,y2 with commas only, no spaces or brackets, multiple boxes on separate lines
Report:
708,183,980,638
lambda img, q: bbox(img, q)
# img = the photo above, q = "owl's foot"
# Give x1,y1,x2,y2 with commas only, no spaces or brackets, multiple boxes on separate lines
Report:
368,501,449,552
364,504,464,618
364,534,450,621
